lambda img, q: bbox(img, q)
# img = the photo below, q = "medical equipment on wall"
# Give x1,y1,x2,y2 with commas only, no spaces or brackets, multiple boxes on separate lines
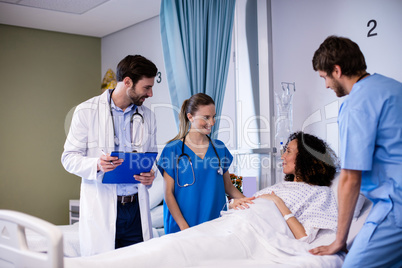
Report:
176,133,223,187
274,82,295,182
109,89,145,148
275,82,295,154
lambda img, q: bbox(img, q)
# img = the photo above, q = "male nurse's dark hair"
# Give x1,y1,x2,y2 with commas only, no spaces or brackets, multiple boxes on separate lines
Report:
312,35,367,77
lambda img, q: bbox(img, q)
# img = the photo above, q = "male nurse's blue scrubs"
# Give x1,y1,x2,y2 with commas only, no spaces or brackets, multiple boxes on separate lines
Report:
338,74,402,268
157,139,232,234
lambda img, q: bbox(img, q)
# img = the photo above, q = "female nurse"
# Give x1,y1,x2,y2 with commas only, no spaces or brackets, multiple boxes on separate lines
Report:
157,93,253,234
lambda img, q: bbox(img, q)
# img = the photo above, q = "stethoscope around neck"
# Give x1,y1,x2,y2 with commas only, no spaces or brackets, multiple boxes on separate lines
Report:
109,89,144,148
176,132,223,187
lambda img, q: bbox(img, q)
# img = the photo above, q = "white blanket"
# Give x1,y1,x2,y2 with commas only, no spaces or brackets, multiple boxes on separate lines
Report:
65,199,343,268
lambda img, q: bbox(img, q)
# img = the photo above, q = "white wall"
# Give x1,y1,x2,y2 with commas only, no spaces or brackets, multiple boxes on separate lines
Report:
271,0,402,157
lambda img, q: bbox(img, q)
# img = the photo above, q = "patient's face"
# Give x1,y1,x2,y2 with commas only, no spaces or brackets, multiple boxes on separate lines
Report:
281,139,298,176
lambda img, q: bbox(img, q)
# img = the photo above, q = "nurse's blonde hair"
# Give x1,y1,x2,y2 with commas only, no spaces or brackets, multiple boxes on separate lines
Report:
167,93,215,143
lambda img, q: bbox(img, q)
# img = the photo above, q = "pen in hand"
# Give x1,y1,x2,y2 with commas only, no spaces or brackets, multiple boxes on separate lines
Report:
101,150,114,166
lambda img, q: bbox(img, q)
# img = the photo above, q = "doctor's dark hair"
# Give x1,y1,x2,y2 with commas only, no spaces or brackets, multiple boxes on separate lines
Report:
168,93,215,143
312,35,367,77
116,55,157,85
284,131,338,187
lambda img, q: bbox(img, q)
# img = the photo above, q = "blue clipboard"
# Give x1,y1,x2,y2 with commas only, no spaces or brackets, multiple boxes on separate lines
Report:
102,151,158,184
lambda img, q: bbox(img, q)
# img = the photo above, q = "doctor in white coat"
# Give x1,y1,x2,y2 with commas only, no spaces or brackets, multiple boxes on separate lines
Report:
62,55,158,256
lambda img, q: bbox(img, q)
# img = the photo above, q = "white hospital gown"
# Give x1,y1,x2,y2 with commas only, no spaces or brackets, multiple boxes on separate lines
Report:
254,181,338,243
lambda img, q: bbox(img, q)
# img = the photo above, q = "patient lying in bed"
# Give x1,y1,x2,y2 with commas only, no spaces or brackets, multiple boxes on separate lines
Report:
231,131,338,243
66,198,341,268
66,132,343,267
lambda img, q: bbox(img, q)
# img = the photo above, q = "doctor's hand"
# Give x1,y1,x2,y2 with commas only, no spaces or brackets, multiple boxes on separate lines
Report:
97,154,123,172
309,240,348,256
229,197,255,210
134,170,155,186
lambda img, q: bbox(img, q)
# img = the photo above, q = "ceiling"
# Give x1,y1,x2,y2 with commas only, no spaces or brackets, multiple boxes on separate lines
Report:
0,0,161,37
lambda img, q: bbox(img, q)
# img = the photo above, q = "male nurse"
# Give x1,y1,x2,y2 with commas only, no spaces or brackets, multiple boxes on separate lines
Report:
309,36,402,268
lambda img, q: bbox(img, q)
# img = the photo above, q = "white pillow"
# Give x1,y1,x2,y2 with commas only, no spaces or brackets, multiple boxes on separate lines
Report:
148,172,164,209
331,173,367,219
353,193,366,218
150,205,164,228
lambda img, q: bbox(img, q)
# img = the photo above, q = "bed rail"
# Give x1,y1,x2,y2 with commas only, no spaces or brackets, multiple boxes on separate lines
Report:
0,209,63,268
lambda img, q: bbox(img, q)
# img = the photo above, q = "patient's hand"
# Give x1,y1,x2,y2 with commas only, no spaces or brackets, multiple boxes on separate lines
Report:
257,192,282,204
257,192,288,211
229,197,255,210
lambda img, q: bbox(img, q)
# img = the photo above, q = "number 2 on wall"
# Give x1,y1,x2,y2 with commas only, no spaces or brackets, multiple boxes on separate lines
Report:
367,19,378,37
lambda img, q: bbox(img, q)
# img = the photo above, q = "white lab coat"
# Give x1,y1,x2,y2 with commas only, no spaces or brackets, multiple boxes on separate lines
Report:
61,89,157,256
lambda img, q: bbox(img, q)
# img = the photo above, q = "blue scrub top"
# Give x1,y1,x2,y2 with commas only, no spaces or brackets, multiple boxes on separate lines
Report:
339,73,402,225
157,139,233,234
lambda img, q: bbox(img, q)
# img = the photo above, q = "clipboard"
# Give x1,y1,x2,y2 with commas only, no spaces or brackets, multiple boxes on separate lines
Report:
102,151,158,184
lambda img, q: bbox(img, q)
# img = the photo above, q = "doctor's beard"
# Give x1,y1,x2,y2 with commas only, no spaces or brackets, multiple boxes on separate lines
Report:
132,95,148,106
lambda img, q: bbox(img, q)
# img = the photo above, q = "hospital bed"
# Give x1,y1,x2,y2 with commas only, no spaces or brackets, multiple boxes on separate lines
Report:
0,174,372,267
21,206,164,258
1,174,166,259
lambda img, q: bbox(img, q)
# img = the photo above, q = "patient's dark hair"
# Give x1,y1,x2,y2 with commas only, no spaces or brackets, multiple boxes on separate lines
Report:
284,131,338,186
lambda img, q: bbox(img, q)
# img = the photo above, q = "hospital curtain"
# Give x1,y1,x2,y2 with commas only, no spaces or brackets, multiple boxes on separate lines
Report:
160,0,236,138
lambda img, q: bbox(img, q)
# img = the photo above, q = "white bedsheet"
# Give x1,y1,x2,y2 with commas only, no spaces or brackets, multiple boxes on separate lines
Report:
65,199,344,268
